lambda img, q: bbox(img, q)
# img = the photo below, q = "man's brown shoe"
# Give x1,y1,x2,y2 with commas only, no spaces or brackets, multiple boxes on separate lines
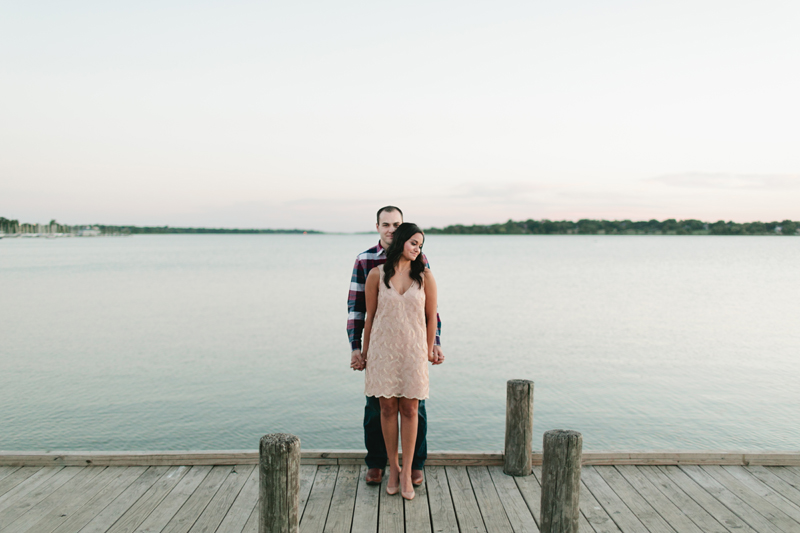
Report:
366,468,383,485
411,469,424,486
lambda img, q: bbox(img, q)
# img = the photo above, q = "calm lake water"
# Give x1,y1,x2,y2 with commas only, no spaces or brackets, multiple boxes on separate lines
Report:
1,234,798,452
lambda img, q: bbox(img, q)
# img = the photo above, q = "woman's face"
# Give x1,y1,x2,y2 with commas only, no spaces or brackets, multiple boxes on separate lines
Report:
402,233,424,262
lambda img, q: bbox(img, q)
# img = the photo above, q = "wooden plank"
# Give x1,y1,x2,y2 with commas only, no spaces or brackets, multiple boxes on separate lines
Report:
104,466,190,533
426,466,458,533
323,464,359,533
299,464,318,518
78,466,173,533
132,466,212,533
446,465,486,533
487,466,538,533
702,465,800,532
581,452,800,466
0,469,19,486
577,479,621,533
189,464,253,533
0,452,259,467
404,468,432,533
4,450,800,467
580,466,648,532
0,467,39,498
513,469,542,529
678,465,782,533
6,466,110,533
378,469,404,533
696,465,800,532
656,465,757,533
157,465,233,533
614,466,703,533
0,467,64,513
422,454,505,467
48,467,149,533
630,466,726,533
350,466,379,533
727,466,800,521
242,504,259,533
746,466,800,507
530,466,594,533
783,467,800,482
300,465,337,533
216,466,260,533
0,466,81,528
593,466,675,533
769,467,800,491
468,466,513,533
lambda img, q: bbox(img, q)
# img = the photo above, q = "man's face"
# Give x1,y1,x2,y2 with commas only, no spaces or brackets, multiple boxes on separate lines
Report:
376,210,403,249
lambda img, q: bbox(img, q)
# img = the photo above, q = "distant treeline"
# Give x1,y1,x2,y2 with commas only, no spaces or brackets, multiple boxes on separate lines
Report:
0,217,321,235
92,225,322,235
425,219,800,236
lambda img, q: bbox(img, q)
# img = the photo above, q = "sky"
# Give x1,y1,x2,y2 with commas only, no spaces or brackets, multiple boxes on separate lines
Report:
1,0,799,232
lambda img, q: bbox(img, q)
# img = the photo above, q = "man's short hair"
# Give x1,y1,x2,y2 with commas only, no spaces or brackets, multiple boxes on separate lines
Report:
376,206,403,223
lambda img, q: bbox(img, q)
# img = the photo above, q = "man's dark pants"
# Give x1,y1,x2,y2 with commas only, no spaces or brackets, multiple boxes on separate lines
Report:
364,396,427,470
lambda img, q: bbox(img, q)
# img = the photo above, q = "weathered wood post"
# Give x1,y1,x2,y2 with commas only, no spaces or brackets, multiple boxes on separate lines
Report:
540,429,582,533
260,433,301,533
504,379,534,476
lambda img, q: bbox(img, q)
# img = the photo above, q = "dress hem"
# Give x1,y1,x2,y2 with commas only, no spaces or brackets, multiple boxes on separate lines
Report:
366,393,429,400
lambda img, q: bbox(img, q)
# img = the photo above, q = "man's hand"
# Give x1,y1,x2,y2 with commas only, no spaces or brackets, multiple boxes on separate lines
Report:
351,349,366,371
431,345,445,365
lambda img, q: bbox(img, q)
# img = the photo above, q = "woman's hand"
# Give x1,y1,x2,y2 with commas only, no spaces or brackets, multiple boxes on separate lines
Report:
431,345,445,365
351,349,366,371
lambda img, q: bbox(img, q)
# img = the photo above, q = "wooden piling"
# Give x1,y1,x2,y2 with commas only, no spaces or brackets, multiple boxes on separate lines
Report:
504,379,534,476
259,433,301,533
540,429,582,533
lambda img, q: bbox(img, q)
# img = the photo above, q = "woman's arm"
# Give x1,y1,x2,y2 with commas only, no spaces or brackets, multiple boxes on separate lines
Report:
362,268,380,363
423,268,438,362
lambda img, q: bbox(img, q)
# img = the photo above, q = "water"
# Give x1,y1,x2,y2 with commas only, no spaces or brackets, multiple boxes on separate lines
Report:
1,234,798,452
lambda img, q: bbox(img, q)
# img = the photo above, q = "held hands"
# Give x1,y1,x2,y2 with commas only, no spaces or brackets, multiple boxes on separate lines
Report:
429,345,445,365
350,349,366,371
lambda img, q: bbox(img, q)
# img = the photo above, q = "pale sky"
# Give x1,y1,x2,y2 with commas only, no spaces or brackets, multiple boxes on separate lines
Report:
2,0,799,232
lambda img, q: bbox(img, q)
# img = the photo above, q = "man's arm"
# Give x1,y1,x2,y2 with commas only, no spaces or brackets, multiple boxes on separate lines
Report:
347,255,369,351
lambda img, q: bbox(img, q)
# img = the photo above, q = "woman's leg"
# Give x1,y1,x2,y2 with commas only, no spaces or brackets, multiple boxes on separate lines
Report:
379,397,400,489
398,398,419,494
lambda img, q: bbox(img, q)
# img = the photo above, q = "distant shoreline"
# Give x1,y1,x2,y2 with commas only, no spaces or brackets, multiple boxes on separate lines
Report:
2,217,798,237
424,218,799,236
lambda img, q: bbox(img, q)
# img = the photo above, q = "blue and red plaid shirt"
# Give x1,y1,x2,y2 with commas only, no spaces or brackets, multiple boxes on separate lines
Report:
347,241,442,351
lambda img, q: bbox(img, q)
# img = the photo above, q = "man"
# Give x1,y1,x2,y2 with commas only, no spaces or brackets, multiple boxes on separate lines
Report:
348,205,444,486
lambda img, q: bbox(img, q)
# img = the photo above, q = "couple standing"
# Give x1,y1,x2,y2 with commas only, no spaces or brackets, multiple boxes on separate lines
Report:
347,206,445,500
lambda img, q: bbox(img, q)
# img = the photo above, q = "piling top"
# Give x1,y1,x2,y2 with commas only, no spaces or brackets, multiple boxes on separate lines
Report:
543,429,582,439
260,433,300,452
507,379,534,386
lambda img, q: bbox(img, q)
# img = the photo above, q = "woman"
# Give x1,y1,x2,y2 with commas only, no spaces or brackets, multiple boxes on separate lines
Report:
362,222,439,500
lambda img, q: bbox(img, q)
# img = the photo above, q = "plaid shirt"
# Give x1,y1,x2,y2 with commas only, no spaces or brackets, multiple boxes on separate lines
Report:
347,241,442,351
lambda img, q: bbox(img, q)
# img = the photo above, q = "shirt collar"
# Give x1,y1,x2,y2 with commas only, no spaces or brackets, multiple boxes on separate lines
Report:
376,241,386,256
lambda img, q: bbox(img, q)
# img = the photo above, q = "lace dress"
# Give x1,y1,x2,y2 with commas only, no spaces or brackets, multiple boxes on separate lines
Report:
364,265,429,400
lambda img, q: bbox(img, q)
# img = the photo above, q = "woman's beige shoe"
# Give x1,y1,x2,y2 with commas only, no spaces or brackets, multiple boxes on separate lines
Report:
401,488,415,500
386,470,400,495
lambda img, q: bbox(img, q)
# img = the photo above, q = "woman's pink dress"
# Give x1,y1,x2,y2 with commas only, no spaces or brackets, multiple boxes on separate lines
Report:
364,265,429,400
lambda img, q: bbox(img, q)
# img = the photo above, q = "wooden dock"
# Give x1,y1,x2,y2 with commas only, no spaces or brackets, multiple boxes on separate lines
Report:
2,453,800,532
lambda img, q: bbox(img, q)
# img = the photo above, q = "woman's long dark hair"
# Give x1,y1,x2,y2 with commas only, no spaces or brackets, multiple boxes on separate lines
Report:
384,223,425,289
